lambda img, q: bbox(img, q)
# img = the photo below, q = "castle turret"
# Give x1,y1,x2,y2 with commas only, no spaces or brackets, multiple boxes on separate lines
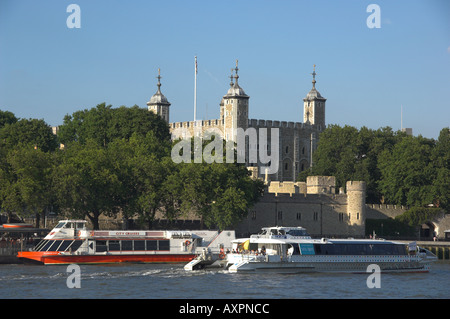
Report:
147,68,171,122
222,60,249,142
346,181,366,236
303,65,326,131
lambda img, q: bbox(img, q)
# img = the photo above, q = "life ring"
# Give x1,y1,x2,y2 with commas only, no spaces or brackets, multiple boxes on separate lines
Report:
185,240,191,246
219,251,226,259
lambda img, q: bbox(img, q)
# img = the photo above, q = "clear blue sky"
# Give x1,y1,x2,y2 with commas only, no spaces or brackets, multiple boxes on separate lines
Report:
1,0,449,139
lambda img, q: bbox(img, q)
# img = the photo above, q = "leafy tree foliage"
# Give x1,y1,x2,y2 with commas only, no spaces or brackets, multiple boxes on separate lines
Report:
0,110,18,129
0,118,58,152
299,125,405,203
300,125,450,211
0,147,54,227
395,207,442,227
58,103,171,146
378,135,436,207
52,140,121,230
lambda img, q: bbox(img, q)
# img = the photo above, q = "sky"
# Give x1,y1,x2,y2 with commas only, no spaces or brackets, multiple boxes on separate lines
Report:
0,0,449,139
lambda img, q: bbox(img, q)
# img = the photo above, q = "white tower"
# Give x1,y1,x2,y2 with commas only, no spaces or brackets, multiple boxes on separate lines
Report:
222,60,249,142
303,65,326,131
147,68,171,122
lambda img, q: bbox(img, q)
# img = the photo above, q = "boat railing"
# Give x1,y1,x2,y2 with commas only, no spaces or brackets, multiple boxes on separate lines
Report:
229,253,268,263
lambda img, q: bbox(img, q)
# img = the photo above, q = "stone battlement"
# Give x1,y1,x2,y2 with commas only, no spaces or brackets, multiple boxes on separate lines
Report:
346,180,367,192
170,119,223,129
248,119,312,129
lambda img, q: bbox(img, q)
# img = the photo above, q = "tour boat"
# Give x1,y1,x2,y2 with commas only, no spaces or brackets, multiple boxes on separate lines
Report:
17,220,235,265
185,226,437,273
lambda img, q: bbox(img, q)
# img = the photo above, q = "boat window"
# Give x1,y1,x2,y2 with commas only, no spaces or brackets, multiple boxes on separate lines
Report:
55,222,66,228
108,240,120,251
63,222,73,229
146,240,157,251
158,240,170,251
96,240,107,253
75,222,85,229
122,240,133,251
286,229,309,237
58,240,73,252
312,243,409,256
134,240,145,251
34,240,47,251
41,240,55,251
47,240,63,251
299,243,315,255
69,240,82,252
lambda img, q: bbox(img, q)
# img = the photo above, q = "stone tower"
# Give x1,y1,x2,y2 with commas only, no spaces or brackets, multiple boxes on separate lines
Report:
303,65,326,131
346,181,366,236
222,60,249,142
147,68,171,122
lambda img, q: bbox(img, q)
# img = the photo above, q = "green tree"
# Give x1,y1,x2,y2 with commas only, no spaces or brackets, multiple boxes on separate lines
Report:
430,128,450,210
378,135,435,207
395,207,442,227
0,110,18,129
299,125,405,203
58,103,171,147
173,138,265,230
120,133,174,229
0,146,54,227
0,118,58,152
52,141,121,229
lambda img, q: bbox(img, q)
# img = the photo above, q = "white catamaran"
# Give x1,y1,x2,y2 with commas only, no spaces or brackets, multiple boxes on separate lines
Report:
185,226,437,273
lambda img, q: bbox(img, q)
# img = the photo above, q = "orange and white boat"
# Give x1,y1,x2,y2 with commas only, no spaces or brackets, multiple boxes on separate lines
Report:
17,220,235,265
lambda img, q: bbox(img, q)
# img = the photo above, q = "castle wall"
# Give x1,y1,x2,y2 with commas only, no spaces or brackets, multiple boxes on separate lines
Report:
306,176,336,194
365,204,408,219
234,191,361,238
169,117,322,182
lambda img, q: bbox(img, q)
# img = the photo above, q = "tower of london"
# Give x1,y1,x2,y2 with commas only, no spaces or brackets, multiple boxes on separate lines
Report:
147,61,326,182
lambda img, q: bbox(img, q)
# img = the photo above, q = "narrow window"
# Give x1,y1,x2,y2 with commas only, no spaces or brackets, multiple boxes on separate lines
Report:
313,212,319,221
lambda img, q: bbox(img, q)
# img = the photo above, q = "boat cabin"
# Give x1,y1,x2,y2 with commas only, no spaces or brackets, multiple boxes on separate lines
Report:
44,220,88,240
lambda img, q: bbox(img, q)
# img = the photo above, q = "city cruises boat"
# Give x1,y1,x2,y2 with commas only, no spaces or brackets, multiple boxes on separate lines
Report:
17,220,235,265
185,226,437,273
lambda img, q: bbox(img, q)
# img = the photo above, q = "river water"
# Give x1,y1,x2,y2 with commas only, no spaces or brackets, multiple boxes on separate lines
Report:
1,261,449,300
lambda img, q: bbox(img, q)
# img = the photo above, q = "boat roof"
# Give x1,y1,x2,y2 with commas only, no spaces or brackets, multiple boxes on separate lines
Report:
55,220,87,224
233,237,404,245
260,226,307,231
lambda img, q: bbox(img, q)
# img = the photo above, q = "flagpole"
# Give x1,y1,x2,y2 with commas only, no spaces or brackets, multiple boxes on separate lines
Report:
194,56,197,123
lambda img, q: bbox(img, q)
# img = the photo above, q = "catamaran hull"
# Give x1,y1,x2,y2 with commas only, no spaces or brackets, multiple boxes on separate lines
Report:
227,255,433,273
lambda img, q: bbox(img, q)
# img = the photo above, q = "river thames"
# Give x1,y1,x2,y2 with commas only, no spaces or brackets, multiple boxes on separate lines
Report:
0,261,449,299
